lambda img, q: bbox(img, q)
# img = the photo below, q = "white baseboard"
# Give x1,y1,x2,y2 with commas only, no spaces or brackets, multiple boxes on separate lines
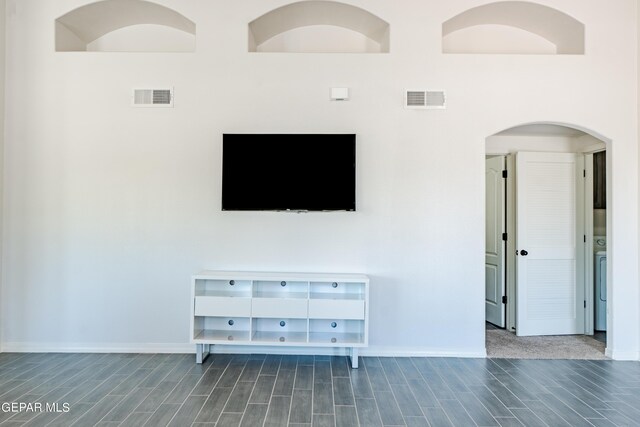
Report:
605,347,640,361
1,342,194,354
1,342,487,358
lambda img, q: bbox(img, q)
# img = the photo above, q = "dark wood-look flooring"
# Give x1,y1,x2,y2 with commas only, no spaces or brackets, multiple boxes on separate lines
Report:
0,352,639,426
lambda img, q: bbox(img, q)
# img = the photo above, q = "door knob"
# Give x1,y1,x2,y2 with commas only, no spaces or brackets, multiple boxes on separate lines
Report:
520,250,529,256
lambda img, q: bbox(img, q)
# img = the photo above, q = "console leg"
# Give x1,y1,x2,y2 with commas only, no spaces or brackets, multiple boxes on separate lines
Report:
196,344,211,364
349,348,359,369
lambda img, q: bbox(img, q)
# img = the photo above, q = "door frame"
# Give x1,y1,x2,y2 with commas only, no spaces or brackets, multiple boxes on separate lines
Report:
584,152,595,336
505,154,516,332
484,154,516,331
583,148,606,336
484,122,613,353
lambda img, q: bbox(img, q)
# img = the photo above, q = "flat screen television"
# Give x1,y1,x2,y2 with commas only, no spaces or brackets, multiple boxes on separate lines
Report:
222,134,356,211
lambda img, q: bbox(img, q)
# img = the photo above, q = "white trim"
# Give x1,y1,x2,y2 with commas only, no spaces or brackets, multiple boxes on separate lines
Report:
8,342,639,360
605,348,640,361
584,153,595,335
0,342,486,358
505,154,516,332
1,342,194,354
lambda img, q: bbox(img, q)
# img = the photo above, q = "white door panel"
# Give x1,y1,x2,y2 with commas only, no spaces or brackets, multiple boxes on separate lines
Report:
516,152,584,336
485,156,506,327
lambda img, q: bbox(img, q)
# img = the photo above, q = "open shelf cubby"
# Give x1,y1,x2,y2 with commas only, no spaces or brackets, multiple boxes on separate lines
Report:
190,271,369,368
309,319,365,346
442,1,585,55
55,0,196,52
193,317,251,343
248,1,390,53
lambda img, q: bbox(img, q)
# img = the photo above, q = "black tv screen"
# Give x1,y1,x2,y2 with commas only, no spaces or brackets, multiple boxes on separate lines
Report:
222,134,356,211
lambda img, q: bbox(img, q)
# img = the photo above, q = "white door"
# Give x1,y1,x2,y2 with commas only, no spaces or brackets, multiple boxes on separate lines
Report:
516,152,585,336
485,156,506,327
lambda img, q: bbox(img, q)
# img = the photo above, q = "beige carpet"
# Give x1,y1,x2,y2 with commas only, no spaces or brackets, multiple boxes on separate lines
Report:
486,329,607,359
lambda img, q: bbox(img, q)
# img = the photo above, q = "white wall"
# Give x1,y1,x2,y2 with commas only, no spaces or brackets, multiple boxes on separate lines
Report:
2,0,639,359
0,0,5,352
637,0,640,359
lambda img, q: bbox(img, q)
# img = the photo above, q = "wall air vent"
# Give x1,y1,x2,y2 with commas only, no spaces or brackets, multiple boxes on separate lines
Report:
404,90,446,110
133,88,174,107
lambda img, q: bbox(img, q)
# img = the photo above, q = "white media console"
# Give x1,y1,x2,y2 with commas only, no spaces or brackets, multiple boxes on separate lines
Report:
190,271,369,368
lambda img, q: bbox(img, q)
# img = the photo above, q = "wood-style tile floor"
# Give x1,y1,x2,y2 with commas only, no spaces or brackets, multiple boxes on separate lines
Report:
0,352,639,426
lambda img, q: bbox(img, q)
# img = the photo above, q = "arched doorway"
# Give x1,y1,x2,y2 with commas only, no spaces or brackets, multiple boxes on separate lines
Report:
484,122,610,359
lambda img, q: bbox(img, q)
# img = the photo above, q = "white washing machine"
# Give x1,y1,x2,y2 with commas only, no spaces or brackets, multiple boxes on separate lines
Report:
594,236,607,331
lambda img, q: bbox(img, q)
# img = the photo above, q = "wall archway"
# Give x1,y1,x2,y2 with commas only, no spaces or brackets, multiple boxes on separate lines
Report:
484,121,612,356
443,2,585,54
56,0,196,52
488,122,610,143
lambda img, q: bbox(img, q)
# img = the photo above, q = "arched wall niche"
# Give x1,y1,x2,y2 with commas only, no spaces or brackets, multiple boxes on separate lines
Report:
55,0,196,52
443,1,585,54
248,1,390,53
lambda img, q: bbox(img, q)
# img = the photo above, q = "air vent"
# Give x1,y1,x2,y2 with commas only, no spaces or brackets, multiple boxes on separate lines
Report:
133,88,174,107
406,90,426,108
404,90,446,109
426,91,446,109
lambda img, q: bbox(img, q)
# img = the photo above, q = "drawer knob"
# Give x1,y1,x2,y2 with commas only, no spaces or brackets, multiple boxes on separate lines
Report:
331,322,338,328
331,337,337,343
332,282,338,288
280,321,286,327
229,280,235,286
228,320,234,326
279,336,285,342
228,335,234,341
281,281,287,287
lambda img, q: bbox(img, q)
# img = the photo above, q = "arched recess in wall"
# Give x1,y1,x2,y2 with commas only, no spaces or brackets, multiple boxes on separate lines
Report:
55,0,196,52
248,1,390,53
442,1,584,54
484,121,610,352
